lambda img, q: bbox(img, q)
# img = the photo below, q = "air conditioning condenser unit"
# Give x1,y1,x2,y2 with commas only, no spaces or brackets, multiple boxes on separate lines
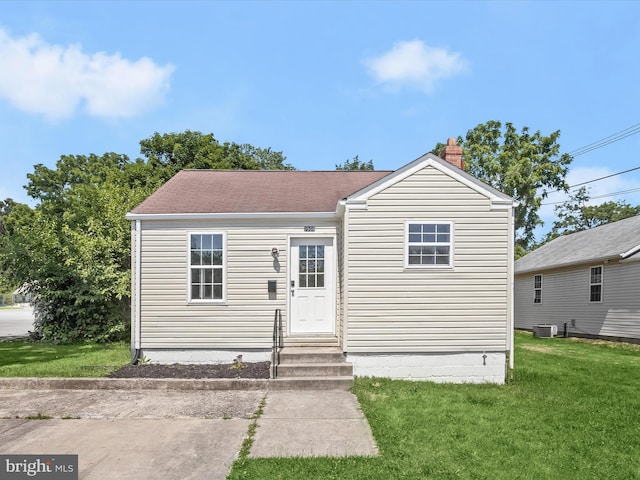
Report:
533,324,558,338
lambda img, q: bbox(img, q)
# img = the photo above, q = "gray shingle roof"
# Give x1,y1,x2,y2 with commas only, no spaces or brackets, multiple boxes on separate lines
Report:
515,215,640,274
129,170,392,214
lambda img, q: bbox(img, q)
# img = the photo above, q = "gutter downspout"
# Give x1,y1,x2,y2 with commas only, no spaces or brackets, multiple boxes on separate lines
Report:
621,243,640,259
134,219,142,356
340,201,349,353
508,206,516,371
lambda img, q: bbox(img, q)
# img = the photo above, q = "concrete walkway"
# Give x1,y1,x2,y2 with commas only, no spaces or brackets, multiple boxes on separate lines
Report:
251,390,378,458
0,384,378,479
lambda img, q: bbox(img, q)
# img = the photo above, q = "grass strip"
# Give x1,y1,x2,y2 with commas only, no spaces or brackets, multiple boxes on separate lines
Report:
233,393,268,475
226,332,640,480
0,339,130,377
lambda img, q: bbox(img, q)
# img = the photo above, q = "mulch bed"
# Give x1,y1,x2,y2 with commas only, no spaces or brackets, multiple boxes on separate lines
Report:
107,361,271,379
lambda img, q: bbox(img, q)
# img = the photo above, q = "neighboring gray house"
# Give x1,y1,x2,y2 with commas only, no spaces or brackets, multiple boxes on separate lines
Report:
126,140,517,383
12,284,33,304
515,215,640,341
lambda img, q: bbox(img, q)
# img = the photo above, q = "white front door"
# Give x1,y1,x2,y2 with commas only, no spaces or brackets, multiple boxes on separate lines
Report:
289,237,335,334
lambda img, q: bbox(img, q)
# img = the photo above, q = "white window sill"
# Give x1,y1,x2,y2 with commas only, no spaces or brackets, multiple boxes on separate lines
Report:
187,300,227,306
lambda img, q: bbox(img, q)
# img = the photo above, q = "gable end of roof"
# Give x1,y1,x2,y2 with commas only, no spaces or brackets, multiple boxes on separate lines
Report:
345,153,516,208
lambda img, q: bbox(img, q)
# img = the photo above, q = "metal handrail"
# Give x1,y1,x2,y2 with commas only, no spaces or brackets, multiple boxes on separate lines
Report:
272,308,283,378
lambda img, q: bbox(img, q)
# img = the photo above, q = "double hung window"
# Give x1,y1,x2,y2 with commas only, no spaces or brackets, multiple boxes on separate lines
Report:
533,274,542,304
189,233,224,301
406,222,452,267
589,266,602,302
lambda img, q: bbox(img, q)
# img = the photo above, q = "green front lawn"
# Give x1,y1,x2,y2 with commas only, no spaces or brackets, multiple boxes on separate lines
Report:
0,340,130,377
228,332,640,479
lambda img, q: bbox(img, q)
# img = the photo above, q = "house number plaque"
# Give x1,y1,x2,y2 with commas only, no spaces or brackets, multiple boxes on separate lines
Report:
304,226,315,232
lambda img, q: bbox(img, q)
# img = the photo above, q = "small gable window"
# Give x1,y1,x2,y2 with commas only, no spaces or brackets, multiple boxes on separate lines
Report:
406,222,453,268
589,266,603,303
533,274,542,304
189,233,225,302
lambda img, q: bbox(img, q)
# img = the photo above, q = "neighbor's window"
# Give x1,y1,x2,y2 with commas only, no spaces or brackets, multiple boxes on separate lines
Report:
406,222,452,267
589,266,602,303
189,233,224,301
534,274,542,304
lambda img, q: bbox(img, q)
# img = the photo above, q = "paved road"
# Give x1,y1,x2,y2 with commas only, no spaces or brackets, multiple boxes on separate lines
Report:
0,305,34,339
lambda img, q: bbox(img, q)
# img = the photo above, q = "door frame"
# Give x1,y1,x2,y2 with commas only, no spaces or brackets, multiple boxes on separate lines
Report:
286,234,337,336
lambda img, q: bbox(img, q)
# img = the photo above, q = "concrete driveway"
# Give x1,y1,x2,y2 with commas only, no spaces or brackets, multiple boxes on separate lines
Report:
0,389,266,480
0,305,35,339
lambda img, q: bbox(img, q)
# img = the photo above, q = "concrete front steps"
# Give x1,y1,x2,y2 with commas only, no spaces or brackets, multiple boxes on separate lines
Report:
271,347,354,390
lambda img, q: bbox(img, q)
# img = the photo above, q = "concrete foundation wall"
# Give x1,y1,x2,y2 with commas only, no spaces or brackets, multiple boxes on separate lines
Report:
347,351,506,384
142,349,271,364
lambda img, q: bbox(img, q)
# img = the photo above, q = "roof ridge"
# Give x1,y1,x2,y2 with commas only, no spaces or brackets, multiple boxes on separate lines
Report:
179,169,395,173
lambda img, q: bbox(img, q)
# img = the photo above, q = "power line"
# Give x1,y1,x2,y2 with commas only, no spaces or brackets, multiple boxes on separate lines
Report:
590,187,640,199
566,165,640,189
537,122,640,206
541,187,640,206
541,122,640,194
544,165,640,195
568,122,640,157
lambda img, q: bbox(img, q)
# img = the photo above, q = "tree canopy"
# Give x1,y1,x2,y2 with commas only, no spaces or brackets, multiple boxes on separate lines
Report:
543,186,640,243
0,198,18,237
141,131,294,182
0,131,291,342
434,121,572,256
335,155,374,171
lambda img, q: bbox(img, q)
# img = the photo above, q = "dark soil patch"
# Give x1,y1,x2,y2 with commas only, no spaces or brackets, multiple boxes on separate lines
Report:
107,361,270,379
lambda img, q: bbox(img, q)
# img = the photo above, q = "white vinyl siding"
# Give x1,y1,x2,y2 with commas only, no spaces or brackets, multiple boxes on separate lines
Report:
345,165,510,353
515,259,640,340
137,219,338,349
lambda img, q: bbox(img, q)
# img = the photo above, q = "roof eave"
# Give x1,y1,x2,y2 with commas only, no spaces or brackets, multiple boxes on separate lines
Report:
515,254,624,275
125,211,338,221
491,198,519,210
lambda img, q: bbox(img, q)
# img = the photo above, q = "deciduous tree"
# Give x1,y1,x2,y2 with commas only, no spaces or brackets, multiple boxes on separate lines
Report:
434,121,572,255
0,198,19,236
140,130,294,185
335,155,374,171
543,186,640,243
0,131,293,342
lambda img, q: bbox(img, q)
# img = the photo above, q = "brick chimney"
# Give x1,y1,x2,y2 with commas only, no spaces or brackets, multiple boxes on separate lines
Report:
440,138,463,169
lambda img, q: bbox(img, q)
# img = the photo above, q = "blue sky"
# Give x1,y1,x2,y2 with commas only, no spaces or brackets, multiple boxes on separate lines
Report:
1,1,639,240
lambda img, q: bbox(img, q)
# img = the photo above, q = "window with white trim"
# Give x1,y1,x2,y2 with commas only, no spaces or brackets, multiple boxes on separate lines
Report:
189,233,224,301
589,266,602,302
533,274,542,304
406,222,452,267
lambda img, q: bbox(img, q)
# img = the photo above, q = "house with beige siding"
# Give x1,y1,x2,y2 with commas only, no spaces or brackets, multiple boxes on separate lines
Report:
126,139,517,384
515,215,640,341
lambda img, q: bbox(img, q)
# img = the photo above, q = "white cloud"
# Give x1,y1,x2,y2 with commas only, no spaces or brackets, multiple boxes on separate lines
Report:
365,40,468,93
0,28,174,121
